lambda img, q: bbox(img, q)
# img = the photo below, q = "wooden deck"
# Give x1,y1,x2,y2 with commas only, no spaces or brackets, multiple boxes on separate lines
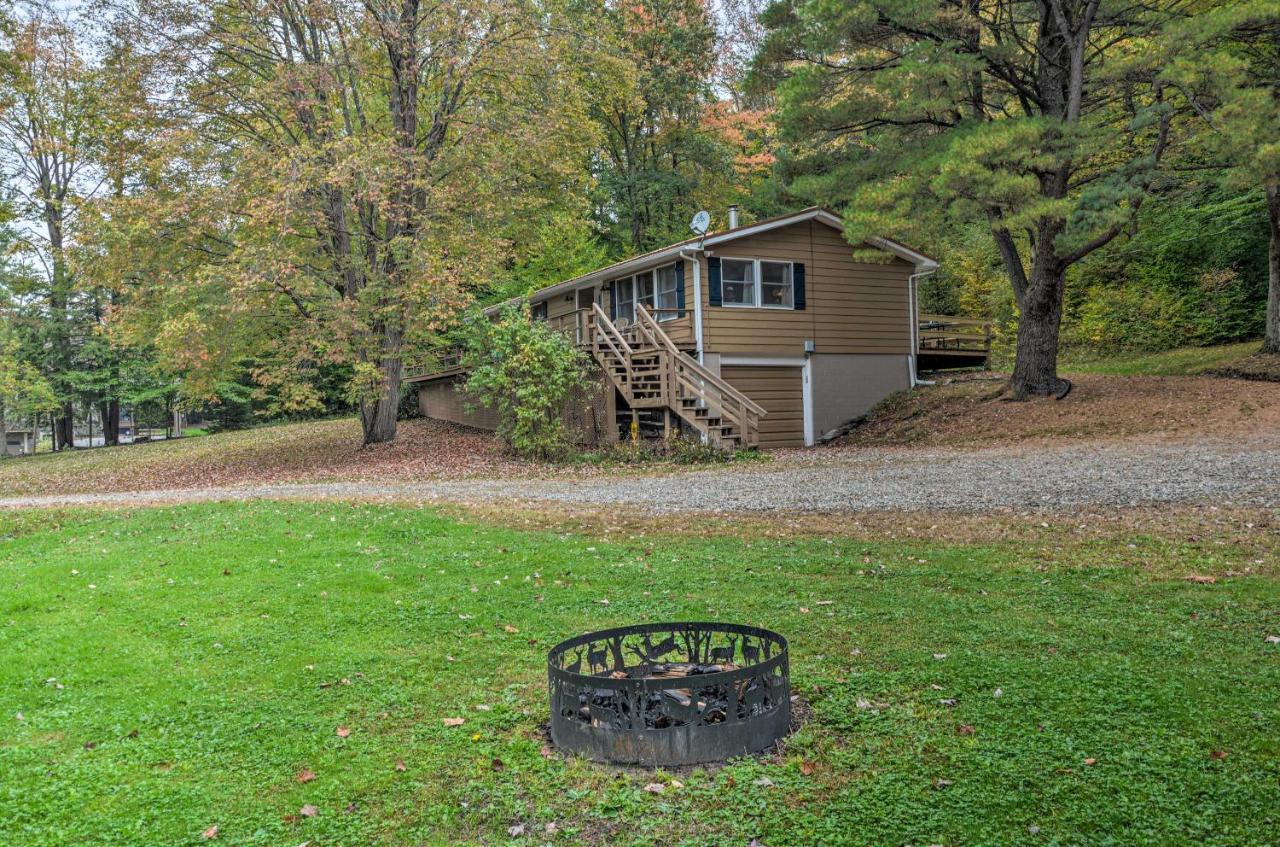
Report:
917,314,992,370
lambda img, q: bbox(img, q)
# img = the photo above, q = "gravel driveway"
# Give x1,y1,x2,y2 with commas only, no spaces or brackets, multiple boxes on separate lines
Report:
2,438,1276,513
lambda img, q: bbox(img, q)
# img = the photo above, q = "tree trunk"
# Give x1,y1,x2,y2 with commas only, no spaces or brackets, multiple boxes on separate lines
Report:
360,355,402,445
100,399,120,446
1008,260,1067,398
1264,182,1280,354
54,402,74,450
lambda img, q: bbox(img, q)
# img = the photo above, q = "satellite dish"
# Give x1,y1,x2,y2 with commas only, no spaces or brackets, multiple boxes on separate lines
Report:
690,210,711,235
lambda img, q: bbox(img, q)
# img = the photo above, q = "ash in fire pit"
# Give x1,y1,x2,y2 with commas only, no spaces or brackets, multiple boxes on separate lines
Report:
547,622,789,766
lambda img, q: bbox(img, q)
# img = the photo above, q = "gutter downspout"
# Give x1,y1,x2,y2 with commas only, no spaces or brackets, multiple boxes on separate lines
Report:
679,250,704,363
908,267,937,387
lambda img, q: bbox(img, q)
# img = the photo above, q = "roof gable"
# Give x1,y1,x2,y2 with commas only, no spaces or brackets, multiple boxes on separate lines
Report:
488,207,935,314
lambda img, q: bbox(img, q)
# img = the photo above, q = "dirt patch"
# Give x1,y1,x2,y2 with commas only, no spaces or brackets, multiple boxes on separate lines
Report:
1204,351,1280,383
825,373,1280,448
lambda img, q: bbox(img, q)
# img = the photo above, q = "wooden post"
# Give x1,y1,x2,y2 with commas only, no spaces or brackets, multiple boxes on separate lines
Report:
663,408,672,440
630,409,639,443
604,386,619,443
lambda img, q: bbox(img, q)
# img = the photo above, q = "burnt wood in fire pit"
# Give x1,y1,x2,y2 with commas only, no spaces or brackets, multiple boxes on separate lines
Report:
547,622,789,766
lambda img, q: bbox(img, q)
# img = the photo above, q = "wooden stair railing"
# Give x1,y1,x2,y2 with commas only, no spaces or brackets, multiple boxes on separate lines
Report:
586,303,765,449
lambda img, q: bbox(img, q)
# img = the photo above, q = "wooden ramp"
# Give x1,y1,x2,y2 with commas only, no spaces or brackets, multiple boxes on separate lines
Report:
918,314,992,370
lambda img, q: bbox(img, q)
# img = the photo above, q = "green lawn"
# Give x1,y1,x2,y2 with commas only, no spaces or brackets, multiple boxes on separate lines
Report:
1061,340,1262,376
1,503,1277,846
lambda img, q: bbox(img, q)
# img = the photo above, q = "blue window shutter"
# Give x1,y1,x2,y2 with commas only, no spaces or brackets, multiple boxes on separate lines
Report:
708,256,722,307
675,261,686,316
793,262,806,310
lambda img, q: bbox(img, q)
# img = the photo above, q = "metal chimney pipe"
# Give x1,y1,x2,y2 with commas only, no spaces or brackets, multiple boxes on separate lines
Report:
728,204,739,229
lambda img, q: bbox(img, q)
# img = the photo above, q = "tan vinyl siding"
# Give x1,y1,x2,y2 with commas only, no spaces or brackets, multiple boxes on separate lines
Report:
417,377,499,431
720,365,804,448
702,220,913,357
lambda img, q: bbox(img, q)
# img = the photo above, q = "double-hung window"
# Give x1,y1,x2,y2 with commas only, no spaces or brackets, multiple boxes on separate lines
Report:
612,263,682,323
720,259,794,309
614,276,636,325
654,265,679,321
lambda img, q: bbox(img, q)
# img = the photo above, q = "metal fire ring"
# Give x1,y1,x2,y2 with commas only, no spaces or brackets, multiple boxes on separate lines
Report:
547,622,790,766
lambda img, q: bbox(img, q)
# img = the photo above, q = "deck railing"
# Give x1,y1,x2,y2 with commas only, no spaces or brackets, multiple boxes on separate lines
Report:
918,314,992,355
403,343,465,382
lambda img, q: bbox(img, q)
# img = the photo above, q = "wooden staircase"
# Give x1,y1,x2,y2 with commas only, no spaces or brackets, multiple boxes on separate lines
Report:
586,303,765,450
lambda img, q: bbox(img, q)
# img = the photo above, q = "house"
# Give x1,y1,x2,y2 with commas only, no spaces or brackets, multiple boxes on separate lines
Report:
406,206,939,449
3,429,35,457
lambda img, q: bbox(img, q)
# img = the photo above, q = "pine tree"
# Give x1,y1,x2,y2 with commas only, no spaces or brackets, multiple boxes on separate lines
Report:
755,0,1186,397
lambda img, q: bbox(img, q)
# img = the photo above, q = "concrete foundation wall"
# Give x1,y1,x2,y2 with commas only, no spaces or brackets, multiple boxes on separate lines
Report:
809,353,911,439
416,370,613,446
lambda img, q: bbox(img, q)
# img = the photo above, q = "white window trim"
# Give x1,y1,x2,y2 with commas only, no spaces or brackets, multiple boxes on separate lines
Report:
611,263,683,323
718,257,796,310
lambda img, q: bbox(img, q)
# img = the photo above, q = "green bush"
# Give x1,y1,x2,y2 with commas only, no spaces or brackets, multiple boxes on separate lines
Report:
575,434,757,466
460,304,589,460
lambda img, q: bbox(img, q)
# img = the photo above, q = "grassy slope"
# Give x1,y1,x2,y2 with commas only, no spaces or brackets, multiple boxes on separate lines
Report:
2,503,1277,847
1060,340,1262,376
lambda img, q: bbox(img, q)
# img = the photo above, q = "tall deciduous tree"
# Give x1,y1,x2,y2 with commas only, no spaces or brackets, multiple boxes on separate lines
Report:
0,3,106,447
755,0,1185,397
100,0,594,443
589,0,736,252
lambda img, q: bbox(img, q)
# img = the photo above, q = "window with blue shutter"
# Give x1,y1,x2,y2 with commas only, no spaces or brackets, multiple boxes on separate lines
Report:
708,256,722,306
793,262,806,310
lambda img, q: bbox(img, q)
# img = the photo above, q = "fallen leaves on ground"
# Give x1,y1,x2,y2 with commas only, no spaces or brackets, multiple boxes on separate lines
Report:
295,769,315,783
335,726,351,738
1184,574,1217,584
442,717,465,727
299,804,318,818
201,825,219,840
0,418,625,498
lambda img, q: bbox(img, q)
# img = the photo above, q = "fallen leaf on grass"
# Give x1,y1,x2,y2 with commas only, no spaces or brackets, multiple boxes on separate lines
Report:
299,805,318,818
799,761,816,776
442,717,465,727
1083,758,1097,766
957,724,975,735
490,758,505,771
1209,750,1228,760
507,824,526,836
1265,635,1280,645
394,760,407,772
545,821,559,835
502,624,519,633
643,782,666,794
335,726,351,738
798,607,810,614
296,769,316,783
753,776,775,788
1184,574,1217,585
201,825,219,840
